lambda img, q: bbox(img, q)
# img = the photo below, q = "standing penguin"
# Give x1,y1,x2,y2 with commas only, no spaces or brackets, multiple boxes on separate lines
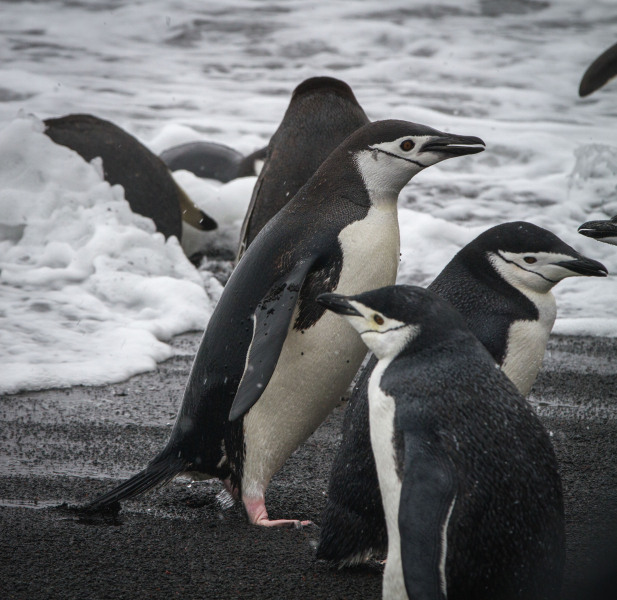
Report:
318,285,565,600
317,222,607,564
236,76,370,259
82,120,485,526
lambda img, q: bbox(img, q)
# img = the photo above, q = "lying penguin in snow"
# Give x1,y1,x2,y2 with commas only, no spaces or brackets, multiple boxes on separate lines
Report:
44,114,217,260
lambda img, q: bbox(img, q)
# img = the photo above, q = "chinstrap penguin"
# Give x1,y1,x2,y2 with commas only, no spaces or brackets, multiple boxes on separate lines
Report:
44,114,217,258
318,285,565,600
578,216,617,246
81,119,485,527
160,141,266,182
237,76,370,259
317,221,607,564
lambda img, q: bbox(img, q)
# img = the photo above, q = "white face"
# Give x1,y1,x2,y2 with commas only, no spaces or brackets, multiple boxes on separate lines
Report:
354,135,450,197
342,299,420,360
488,250,584,294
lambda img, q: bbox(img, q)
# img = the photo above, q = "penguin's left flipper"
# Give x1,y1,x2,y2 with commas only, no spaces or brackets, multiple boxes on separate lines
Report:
399,428,456,600
228,256,318,421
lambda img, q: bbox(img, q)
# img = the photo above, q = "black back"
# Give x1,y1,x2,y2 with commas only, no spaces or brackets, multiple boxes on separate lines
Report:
238,76,369,254
375,288,563,599
45,114,187,240
317,222,562,565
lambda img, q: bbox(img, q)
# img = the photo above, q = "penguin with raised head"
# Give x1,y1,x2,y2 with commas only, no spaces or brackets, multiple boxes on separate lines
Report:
81,119,485,527
44,114,217,253
317,221,607,564
237,76,370,259
318,285,565,600
160,141,267,182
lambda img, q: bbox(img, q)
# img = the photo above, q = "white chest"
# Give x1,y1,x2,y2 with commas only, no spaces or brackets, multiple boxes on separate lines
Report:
502,291,556,396
369,359,408,600
241,202,401,499
334,201,400,295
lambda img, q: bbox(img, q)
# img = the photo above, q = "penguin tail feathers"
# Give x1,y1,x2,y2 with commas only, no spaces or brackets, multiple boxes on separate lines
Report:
83,452,189,513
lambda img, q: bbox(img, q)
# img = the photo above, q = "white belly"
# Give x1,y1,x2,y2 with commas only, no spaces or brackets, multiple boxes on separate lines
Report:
502,292,556,396
242,202,400,499
369,358,408,600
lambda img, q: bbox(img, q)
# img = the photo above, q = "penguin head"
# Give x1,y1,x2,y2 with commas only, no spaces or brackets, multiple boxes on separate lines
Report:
317,285,467,360
291,76,359,103
578,216,617,246
349,120,485,196
467,222,608,294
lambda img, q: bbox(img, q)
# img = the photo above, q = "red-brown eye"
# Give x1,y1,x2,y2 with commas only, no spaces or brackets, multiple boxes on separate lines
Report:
524,256,537,264
374,314,384,325
400,139,414,151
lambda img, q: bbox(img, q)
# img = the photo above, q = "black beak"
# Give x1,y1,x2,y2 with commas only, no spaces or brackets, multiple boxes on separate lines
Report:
422,134,485,157
317,293,363,316
554,254,608,277
578,219,617,244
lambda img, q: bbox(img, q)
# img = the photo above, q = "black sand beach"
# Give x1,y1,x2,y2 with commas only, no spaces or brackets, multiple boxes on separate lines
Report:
2,333,617,599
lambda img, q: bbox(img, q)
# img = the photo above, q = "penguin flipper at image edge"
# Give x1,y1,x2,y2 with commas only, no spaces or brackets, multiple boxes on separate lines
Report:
579,41,617,97
83,235,320,512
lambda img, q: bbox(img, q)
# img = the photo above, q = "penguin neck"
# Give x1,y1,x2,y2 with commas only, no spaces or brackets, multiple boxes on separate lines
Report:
353,149,419,208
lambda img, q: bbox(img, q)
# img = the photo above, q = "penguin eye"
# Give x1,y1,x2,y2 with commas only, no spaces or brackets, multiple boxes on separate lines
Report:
400,139,414,152
524,256,537,264
373,314,384,325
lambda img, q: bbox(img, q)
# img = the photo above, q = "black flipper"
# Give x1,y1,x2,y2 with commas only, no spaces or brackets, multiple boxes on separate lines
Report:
399,428,456,600
579,41,617,97
228,256,318,421
84,451,189,512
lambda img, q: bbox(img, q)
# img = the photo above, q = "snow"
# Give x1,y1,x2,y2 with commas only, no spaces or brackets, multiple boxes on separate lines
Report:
1,0,617,393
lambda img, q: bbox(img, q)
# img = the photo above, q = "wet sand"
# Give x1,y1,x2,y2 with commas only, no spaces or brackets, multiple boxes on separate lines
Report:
1,333,616,599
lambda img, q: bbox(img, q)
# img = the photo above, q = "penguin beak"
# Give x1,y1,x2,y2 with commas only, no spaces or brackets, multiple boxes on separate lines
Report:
578,219,617,246
421,134,485,157
553,254,608,277
317,293,363,317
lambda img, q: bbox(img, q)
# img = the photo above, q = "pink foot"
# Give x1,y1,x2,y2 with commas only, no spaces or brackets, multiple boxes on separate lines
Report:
243,496,312,528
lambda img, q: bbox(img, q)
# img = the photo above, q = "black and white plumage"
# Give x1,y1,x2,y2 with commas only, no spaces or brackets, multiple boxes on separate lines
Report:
237,76,370,259
81,119,485,527
318,285,565,600
317,221,607,564
579,216,617,246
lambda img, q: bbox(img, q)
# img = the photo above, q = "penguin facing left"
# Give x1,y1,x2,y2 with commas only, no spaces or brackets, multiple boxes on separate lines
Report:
80,119,485,527
579,216,617,245
318,285,565,600
317,221,607,565
236,76,370,259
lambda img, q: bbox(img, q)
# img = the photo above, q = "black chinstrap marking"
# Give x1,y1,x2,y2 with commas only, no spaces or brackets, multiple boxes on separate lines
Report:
370,147,427,169
497,251,558,284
